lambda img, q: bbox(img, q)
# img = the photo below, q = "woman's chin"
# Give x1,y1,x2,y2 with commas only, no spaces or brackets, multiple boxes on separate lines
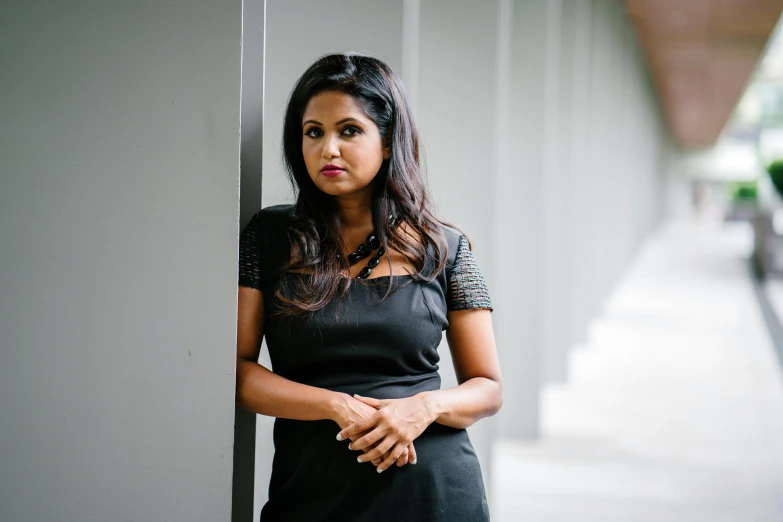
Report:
313,180,372,198
316,185,350,197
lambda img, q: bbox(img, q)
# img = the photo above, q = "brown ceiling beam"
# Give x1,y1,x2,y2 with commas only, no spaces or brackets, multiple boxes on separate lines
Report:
623,0,783,149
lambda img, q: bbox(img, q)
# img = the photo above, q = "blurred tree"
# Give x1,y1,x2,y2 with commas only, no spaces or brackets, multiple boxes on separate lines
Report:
767,159,783,198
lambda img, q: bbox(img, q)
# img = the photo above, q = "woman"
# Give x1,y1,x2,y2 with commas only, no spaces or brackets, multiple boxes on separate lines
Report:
236,52,503,521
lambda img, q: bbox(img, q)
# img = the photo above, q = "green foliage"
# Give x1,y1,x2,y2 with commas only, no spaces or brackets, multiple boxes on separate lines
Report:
767,159,783,198
729,180,758,204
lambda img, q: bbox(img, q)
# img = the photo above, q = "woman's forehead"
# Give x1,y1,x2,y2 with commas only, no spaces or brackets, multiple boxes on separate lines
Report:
302,91,369,123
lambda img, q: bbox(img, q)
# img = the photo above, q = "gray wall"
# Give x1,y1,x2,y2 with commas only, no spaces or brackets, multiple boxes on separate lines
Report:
417,0,505,502
498,0,551,439
493,0,667,438
0,2,243,521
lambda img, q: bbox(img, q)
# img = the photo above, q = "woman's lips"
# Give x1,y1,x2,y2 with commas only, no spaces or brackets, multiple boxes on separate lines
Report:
321,165,345,178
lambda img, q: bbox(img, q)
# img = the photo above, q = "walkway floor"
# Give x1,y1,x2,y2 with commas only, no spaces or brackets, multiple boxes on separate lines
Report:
493,220,783,521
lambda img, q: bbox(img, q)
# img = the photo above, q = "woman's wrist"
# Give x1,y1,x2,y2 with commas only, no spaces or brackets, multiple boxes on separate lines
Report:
325,391,350,422
417,390,448,423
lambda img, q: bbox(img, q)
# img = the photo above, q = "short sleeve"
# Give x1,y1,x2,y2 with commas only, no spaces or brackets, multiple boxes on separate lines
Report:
238,212,263,291
447,235,493,312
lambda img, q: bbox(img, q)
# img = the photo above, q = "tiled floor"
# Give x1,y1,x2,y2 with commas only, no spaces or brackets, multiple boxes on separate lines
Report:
494,220,783,521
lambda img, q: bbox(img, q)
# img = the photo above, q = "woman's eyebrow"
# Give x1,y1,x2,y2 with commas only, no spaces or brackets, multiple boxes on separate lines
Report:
335,117,362,125
303,117,363,127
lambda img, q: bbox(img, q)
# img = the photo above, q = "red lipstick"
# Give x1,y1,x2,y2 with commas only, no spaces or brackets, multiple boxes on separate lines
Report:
321,164,345,178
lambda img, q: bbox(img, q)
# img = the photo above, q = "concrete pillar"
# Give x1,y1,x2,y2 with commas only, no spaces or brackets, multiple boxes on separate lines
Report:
609,2,635,283
550,0,580,374
584,0,612,330
568,0,595,349
238,2,266,521
417,0,508,503
0,1,243,520
569,0,667,345
495,0,557,439
542,0,569,384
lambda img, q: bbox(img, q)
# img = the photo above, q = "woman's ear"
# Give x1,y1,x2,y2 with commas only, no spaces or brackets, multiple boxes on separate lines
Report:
383,145,391,160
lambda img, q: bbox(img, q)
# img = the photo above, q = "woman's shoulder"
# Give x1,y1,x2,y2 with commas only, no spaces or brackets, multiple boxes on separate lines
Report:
438,224,468,268
436,224,494,312
246,204,295,234
440,224,462,241
242,204,294,253
255,203,295,221
240,205,295,281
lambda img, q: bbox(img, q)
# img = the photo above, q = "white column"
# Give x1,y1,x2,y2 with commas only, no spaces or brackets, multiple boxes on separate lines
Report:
494,0,558,439
585,0,612,332
608,2,634,282
542,0,570,384
569,0,668,352
417,0,508,503
238,2,266,520
568,0,595,349
0,1,243,520
549,0,579,377
401,0,421,117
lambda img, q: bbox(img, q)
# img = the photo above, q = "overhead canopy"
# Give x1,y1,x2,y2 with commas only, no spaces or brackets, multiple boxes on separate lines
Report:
625,0,783,149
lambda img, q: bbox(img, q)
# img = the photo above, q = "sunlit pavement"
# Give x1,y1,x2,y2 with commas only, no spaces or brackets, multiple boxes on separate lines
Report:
493,220,783,521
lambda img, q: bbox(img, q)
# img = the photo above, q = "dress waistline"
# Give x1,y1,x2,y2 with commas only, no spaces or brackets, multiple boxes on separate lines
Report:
323,372,441,401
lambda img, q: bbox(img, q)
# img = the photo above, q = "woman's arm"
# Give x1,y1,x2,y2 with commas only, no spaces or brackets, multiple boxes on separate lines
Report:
422,308,503,429
235,285,417,467
236,286,358,422
341,307,502,472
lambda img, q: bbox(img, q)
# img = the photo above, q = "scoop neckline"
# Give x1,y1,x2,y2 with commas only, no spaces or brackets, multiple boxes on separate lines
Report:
355,273,415,283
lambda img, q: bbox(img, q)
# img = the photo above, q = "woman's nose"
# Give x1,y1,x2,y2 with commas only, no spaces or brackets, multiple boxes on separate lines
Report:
321,134,340,159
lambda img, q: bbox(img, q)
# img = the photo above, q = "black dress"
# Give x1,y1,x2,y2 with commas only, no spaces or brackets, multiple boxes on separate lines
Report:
238,204,494,522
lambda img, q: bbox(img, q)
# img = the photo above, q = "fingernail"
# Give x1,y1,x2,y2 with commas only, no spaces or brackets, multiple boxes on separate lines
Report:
377,468,384,474
411,459,417,465
357,457,363,463
348,443,352,450
336,434,343,441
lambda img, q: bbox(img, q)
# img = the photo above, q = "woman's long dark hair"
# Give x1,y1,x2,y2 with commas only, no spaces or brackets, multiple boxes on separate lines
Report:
275,52,452,317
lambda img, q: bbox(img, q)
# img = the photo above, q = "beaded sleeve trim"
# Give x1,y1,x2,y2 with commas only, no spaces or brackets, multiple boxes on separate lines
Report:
447,236,493,312
238,212,263,291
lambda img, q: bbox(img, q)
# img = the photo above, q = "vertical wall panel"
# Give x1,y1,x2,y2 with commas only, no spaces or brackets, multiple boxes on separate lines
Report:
0,1,243,521
236,1,266,521
418,0,504,501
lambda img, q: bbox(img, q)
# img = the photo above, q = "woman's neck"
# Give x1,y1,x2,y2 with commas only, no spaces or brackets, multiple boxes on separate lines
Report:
335,194,373,230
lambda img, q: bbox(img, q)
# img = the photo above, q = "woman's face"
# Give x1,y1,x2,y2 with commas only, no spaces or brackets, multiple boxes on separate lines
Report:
302,90,390,198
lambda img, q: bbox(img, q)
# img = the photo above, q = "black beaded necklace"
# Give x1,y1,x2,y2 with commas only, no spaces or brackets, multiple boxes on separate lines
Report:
346,216,398,280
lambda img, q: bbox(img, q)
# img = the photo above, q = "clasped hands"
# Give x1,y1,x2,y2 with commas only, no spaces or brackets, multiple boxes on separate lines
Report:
333,392,437,474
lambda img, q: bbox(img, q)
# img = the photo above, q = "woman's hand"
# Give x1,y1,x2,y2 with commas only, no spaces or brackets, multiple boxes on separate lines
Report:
337,393,439,473
330,392,416,467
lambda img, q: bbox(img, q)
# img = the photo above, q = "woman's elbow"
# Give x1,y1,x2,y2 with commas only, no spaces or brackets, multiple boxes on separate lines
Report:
235,358,251,408
489,378,503,416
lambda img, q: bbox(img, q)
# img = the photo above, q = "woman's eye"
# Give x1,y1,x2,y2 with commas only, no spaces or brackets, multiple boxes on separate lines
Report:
342,126,362,137
304,128,322,138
